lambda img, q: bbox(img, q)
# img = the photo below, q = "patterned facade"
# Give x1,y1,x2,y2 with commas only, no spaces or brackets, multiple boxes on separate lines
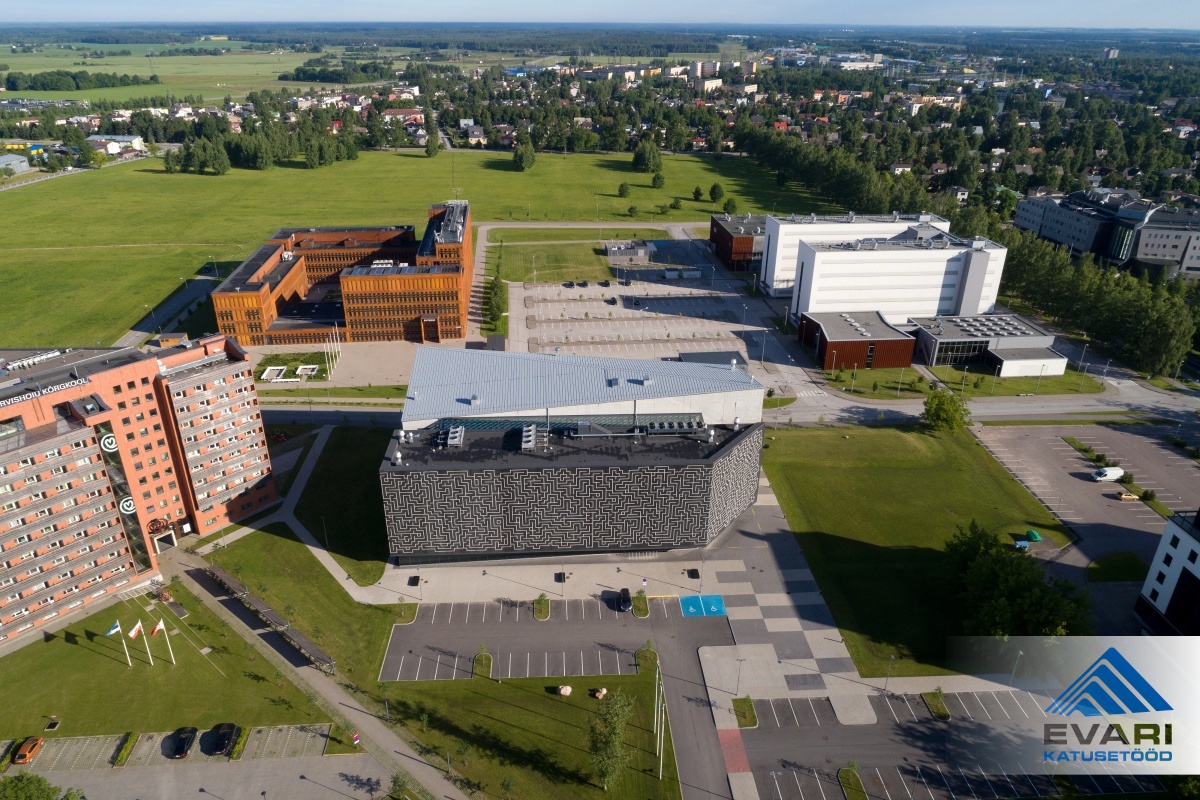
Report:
0,336,276,644
379,425,762,560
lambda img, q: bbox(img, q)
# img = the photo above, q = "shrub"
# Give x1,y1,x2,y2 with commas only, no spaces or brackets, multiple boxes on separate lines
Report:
651,171,665,189
1142,489,1157,502
766,388,775,398
618,182,631,197
113,732,138,766
229,726,251,760
1119,471,1135,485
1095,453,1108,466
669,197,682,209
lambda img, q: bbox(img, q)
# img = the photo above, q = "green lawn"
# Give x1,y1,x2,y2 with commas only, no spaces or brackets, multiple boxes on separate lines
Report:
385,652,681,800
840,769,869,800
0,151,831,347
763,397,797,409
255,352,331,381
825,364,1102,400
923,691,951,720
210,522,415,683
292,426,392,586
732,697,757,728
762,427,1070,677
174,296,219,339
1088,552,1150,583
257,384,408,399
488,242,613,283
486,227,669,243
211,524,679,800
824,367,929,400
0,583,324,739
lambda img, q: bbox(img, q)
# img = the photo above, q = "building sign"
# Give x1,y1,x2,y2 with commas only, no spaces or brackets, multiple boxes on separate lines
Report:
92,420,151,572
0,378,90,409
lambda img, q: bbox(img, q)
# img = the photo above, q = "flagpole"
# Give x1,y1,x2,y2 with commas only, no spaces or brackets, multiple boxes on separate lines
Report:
119,624,132,668
141,620,154,666
162,621,176,665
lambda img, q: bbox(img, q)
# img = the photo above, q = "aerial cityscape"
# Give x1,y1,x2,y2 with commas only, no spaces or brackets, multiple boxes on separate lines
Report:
0,13,1199,800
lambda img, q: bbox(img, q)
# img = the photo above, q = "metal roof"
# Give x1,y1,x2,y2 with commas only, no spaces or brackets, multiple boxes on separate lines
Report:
403,347,763,422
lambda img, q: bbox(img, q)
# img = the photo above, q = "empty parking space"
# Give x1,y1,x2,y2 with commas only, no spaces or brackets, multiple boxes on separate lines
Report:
242,724,332,759
29,735,124,772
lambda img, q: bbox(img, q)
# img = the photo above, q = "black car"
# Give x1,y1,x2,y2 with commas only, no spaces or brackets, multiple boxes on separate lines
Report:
599,280,610,288
618,588,633,612
211,723,237,756
171,727,198,759
563,280,575,288
622,278,633,286
579,280,589,288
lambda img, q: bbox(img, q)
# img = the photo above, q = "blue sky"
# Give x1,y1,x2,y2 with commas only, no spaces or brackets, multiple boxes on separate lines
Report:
5,0,1199,27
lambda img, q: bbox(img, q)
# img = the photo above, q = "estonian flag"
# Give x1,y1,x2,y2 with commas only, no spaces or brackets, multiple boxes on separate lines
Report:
128,620,144,640
105,621,121,637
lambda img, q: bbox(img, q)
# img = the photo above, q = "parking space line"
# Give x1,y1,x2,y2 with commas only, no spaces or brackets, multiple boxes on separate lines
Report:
977,765,998,798
794,771,806,800
916,767,935,800
1009,691,1031,718
937,765,957,800
1027,692,1049,716
896,768,913,799
452,655,459,679
414,657,422,680
515,602,520,622
598,650,603,674
563,652,567,675
788,698,800,725
902,695,918,721
955,694,974,719
957,765,978,799
973,693,992,720
884,695,900,723
991,692,1011,719
770,699,781,727
877,768,894,800
433,655,441,680
809,698,821,726
429,604,438,623
814,769,828,800
545,652,548,675
565,601,569,621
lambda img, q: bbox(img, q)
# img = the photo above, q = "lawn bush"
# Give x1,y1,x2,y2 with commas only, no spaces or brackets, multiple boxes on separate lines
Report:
229,726,251,760
112,732,138,766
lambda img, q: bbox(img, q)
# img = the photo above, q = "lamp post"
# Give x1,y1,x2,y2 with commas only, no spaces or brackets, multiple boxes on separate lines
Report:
736,657,747,696
1035,363,1045,394
1102,359,1111,379
850,364,858,394
1010,649,1024,685
1078,363,1089,392
1078,342,1089,372
770,771,783,800
883,654,895,695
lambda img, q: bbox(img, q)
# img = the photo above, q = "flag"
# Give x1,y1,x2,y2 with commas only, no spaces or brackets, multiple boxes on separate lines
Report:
128,620,144,640
151,619,166,637
105,621,121,637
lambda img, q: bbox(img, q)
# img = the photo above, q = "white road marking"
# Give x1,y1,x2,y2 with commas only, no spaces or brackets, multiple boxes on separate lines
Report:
414,657,421,680
788,698,800,726
991,692,1011,719
973,693,992,719
814,769,828,800
902,694,918,721
794,771,806,800
976,765,998,798
884,694,900,723
452,655,458,678
770,699,781,727
916,767,935,800
395,655,404,681
809,698,821,726
1008,691,1030,718
955,693,974,719
433,655,441,680
937,765,956,800
877,768,894,800
957,764,978,799
896,768,913,799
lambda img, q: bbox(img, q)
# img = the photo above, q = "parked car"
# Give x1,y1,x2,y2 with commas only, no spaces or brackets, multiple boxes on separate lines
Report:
171,727,199,759
579,280,589,288
1090,467,1125,482
618,587,633,612
211,723,238,756
1116,490,1138,502
599,280,610,287
563,281,575,288
13,737,44,764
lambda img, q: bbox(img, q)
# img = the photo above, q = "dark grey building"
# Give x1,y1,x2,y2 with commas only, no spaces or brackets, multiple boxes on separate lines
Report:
379,420,763,562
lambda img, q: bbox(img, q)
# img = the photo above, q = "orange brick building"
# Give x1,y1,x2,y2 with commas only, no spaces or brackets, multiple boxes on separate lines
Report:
0,337,276,643
213,201,473,347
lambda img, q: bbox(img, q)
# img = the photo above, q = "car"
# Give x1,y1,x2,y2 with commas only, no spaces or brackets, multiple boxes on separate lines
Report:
618,588,633,612
579,280,589,288
1116,490,1138,502
1090,467,1125,482
171,727,199,759
606,297,618,305
599,280,610,287
622,279,632,286
13,737,43,765
563,281,575,288
211,723,238,756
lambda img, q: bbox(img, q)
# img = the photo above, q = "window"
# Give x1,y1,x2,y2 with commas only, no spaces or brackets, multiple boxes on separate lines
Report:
121,417,131,426
113,385,123,395
1170,535,1181,548
1189,551,1198,565
118,402,126,411
126,381,136,390
1156,571,1166,585
1164,554,1174,568
1150,589,1160,602
141,377,150,386
135,413,145,422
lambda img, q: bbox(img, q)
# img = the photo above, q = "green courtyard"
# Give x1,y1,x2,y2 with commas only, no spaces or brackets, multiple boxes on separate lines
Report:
761,426,1070,677
488,242,614,284
0,583,324,740
0,151,833,347
211,523,679,800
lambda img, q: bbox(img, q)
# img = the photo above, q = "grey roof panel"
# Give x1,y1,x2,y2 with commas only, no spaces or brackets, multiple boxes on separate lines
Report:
403,347,762,422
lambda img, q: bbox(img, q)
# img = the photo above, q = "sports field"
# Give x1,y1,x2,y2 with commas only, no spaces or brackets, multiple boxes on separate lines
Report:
762,426,1070,677
0,583,324,739
0,151,832,347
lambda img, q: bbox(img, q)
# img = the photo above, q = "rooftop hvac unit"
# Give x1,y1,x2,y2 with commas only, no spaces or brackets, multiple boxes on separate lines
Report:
809,213,817,223
470,394,480,405
643,374,653,386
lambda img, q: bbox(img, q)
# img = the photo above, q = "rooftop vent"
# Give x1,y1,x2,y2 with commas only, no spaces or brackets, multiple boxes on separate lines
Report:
848,211,856,222
643,374,653,386
469,394,480,406
892,210,900,221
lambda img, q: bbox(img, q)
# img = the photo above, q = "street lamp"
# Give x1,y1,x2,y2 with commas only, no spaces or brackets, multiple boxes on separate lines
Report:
770,771,783,800
1078,342,1089,372
736,657,747,696
883,654,895,695
1010,650,1024,685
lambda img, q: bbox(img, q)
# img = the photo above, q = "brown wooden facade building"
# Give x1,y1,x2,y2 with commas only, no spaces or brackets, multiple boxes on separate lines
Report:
798,311,915,371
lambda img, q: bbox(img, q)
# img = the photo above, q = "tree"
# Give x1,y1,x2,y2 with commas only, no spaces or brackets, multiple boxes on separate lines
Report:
709,182,725,203
425,131,440,158
0,773,83,800
146,135,159,156
499,776,516,799
627,205,639,218
389,773,409,799
513,139,536,171
921,387,971,431
588,690,635,790
722,197,739,214
669,198,682,209
651,171,665,189
618,182,631,198
631,137,662,173
692,186,703,201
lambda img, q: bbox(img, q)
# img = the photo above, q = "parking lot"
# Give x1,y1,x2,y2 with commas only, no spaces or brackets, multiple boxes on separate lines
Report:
743,687,1165,800
19,735,124,773
382,595,729,681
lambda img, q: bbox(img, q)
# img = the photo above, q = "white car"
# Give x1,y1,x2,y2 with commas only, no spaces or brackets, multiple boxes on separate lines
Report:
1091,467,1125,482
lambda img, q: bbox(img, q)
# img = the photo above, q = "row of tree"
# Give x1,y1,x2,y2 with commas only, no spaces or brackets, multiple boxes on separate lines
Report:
3,69,159,91
277,58,396,84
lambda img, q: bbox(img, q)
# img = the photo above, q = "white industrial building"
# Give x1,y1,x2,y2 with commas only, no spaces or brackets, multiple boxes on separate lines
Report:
777,223,1007,325
400,347,765,431
760,212,951,298
909,314,1067,377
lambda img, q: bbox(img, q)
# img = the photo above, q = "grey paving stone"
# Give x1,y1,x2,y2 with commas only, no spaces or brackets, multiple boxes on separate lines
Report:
784,580,820,594
714,571,750,583
760,605,802,620
728,619,777,645
773,639,815,661
816,657,858,673
785,672,827,690
720,594,760,608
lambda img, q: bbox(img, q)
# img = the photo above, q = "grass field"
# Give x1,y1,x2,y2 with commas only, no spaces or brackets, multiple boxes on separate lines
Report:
486,227,669,243
0,583,324,739
762,427,1070,677
488,242,613,283
0,41,318,102
824,364,1102,400
211,524,679,800
0,151,831,347
292,426,392,586
1088,552,1150,583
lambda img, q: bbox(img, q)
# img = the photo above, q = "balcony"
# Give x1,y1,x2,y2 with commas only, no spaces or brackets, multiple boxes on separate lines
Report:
175,392,255,425
0,416,90,459
0,553,135,639
201,474,272,510
188,437,266,474
0,477,112,530
0,509,121,581
182,410,261,443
